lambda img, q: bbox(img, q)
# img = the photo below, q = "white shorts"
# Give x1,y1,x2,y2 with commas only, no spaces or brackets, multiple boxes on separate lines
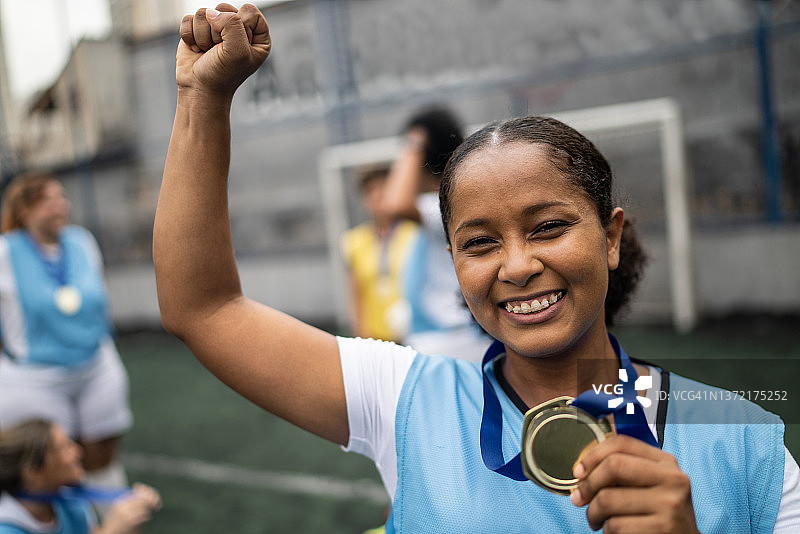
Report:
0,337,133,441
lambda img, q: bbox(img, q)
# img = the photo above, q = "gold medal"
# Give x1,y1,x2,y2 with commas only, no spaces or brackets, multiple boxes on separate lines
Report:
54,285,82,315
521,396,614,495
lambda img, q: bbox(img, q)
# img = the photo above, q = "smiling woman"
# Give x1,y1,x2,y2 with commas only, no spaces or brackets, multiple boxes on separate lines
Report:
445,142,621,369
439,116,646,328
439,119,648,373
153,5,799,533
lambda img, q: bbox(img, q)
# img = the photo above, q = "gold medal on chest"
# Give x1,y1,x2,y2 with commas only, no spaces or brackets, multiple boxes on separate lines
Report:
521,396,614,495
54,285,82,315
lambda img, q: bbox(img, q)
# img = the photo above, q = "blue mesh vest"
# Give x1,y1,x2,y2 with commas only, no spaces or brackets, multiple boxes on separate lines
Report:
386,354,783,533
4,226,110,366
0,494,92,534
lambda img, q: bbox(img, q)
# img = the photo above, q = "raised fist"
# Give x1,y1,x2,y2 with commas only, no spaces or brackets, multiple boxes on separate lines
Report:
176,3,271,96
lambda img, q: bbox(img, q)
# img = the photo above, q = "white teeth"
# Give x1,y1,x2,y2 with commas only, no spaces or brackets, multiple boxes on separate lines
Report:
505,292,563,314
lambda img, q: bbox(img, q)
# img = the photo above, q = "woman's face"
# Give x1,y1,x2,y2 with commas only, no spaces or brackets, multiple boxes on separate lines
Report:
33,426,84,489
21,181,70,240
361,177,386,219
447,141,623,360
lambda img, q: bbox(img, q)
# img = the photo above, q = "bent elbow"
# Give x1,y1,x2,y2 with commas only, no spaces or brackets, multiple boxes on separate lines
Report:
156,290,194,340
158,310,183,339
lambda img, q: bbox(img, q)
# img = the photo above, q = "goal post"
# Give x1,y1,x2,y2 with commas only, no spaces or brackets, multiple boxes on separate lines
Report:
550,98,696,333
318,97,696,334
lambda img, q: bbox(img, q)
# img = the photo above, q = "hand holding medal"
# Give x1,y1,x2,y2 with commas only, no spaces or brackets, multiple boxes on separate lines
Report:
480,336,657,488
519,335,660,494
495,336,698,532
520,396,613,495
569,435,699,533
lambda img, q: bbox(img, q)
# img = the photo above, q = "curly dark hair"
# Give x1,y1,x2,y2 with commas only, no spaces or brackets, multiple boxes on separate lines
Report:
439,116,647,326
403,106,464,176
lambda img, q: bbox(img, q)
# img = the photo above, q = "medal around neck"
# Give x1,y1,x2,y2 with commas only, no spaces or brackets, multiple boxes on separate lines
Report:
521,396,613,495
54,285,82,315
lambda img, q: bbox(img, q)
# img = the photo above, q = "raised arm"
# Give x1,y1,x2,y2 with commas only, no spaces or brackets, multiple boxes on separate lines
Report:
377,128,428,222
153,4,348,445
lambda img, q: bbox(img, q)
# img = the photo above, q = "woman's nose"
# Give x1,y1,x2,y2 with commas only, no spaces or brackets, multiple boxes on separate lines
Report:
498,244,544,287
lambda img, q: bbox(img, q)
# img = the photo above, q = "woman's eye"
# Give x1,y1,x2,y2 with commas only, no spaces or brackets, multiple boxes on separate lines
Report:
459,236,495,250
533,220,570,236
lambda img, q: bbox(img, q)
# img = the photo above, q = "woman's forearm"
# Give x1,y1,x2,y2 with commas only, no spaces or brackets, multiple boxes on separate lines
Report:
153,6,348,446
379,144,425,221
154,90,240,336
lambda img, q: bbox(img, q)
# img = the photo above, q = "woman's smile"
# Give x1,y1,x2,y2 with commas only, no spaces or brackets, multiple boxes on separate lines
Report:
501,290,566,323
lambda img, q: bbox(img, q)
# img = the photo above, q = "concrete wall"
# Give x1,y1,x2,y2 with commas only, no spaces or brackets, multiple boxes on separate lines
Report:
626,224,800,324
107,253,335,330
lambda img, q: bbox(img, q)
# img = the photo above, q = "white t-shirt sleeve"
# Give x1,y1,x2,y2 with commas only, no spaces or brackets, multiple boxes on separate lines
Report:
0,237,27,358
775,448,800,532
338,336,416,498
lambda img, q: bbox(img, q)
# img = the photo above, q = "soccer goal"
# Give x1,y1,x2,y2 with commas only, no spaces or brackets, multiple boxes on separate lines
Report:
318,97,696,333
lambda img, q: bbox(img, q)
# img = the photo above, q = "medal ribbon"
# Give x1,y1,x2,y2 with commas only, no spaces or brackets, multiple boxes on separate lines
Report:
479,338,528,480
25,232,69,287
377,221,398,278
570,335,658,447
15,485,131,504
479,334,656,482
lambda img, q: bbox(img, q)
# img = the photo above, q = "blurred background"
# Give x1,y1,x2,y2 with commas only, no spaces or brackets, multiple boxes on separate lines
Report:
1,0,798,331
0,0,798,532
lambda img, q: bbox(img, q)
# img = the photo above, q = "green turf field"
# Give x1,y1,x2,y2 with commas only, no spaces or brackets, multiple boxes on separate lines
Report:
117,314,800,533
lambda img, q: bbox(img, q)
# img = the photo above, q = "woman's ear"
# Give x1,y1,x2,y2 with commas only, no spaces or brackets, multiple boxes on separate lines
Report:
606,207,624,271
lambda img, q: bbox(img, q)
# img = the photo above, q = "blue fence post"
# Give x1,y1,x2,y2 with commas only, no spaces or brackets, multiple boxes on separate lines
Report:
755,0,784,223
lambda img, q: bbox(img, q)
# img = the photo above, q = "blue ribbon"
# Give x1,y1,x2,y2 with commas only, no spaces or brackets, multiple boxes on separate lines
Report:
479,334,657,482
15,485,131,504
479,338,528,481
25,232,69,286
571,335,658,448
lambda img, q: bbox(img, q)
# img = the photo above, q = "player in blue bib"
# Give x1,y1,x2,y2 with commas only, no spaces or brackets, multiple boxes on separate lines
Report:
153,5,799,532
0,420,160,534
